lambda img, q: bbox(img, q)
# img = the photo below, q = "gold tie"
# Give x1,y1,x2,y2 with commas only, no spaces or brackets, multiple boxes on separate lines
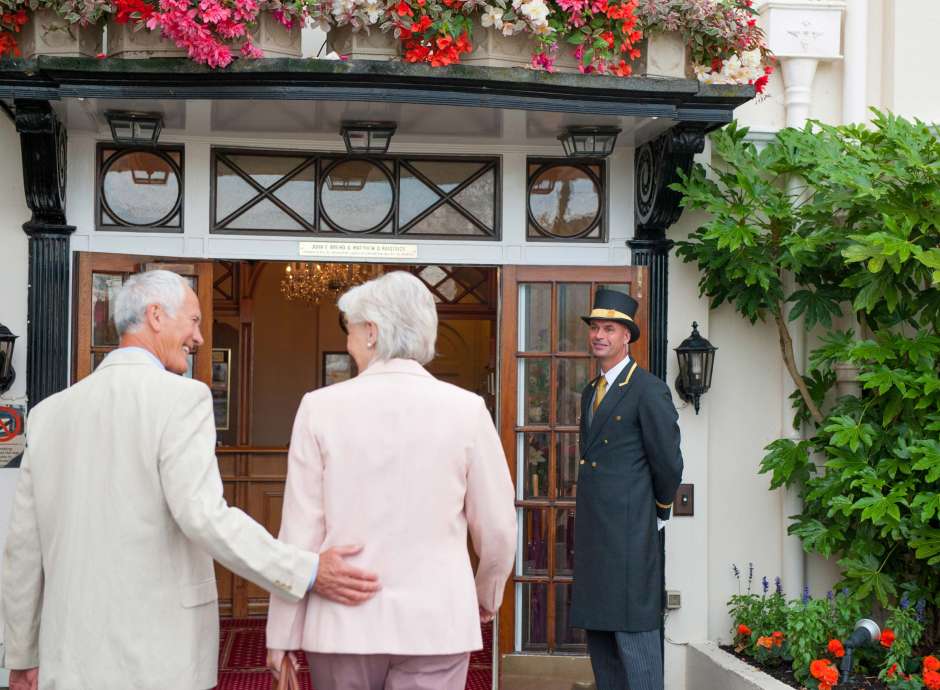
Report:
593,376,608,413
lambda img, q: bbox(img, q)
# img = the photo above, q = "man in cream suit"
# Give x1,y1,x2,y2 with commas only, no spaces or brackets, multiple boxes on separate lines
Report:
1,270,380,690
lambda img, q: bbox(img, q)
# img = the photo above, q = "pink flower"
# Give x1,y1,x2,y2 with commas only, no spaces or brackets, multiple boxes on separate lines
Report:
240,38,263,58
531,51,556,72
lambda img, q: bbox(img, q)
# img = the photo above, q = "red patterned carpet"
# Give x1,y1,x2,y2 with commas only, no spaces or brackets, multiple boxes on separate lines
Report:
217,618,493,690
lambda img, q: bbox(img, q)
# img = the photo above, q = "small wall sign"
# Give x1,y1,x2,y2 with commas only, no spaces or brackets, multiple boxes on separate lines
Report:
0,403,26,468
298,241,418,260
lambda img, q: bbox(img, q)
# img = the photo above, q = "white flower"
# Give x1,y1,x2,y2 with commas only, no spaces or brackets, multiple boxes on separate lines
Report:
520,0,548,26
501,20,518,35
482,5,504,29
741,49,761,68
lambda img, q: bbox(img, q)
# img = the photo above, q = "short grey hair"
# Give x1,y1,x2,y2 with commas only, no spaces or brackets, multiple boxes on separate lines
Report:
113,270,188,336
337,271,437,365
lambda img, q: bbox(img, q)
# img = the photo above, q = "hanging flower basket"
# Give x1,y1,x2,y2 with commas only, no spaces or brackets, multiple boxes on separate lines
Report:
328,24,399,60
107,21,186,58
18,9,101,58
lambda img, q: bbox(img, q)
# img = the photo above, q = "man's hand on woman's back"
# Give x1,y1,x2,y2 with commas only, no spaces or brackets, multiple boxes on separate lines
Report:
314,544,381,605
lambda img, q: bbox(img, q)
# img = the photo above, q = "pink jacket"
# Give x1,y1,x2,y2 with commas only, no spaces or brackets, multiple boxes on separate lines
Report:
266,358,517,655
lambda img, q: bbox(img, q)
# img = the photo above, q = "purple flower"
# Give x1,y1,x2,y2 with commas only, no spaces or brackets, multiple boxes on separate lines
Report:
916,599,926,622
900,594,910,609
775,577,782,595
826,590,833,602
747,563,754,590
762,577,769,595
802,585,810,604
732,563,741,579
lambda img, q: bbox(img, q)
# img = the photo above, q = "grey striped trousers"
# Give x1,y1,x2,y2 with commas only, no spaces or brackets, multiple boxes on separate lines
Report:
586,629,663,690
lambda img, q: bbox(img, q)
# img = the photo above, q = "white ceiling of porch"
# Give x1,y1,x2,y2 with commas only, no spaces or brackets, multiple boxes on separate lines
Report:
57,98,675,148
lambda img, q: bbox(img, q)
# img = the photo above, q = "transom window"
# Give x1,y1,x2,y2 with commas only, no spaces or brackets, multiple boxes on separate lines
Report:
96,144,184,232
527,159,606,242
211,149,500,239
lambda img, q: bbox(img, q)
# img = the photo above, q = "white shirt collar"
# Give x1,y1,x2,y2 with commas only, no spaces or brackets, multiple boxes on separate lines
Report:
109,346,166,371
601,355,632,386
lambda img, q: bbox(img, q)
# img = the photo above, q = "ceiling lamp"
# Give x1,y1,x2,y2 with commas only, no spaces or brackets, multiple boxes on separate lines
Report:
558,125,621,158
339,121,397,155
105,111,164,146
280,263,378,305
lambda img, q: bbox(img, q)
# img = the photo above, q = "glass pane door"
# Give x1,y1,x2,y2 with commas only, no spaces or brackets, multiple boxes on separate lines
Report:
74,253,214,384
498,266,648,657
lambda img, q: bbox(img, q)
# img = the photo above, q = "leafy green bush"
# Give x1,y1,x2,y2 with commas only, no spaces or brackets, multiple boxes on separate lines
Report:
673,111,940,651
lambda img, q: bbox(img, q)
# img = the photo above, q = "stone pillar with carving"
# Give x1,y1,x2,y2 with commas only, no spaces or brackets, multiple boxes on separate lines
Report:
15,99,76,411
628,124,706,381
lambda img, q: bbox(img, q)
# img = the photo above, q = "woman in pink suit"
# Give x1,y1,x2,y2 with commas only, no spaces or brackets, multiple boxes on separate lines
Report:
266,271,517,690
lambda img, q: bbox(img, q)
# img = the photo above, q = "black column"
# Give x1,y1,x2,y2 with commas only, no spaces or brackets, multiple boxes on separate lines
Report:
629,124,706,669
628,124,706,381
15,100,75,411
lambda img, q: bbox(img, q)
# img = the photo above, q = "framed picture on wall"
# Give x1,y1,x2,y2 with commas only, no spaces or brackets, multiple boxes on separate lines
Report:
211,348,231,430
322,352,357,387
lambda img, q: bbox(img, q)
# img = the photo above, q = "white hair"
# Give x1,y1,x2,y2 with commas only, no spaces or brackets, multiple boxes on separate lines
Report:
114,270,188,336
337,271,438,365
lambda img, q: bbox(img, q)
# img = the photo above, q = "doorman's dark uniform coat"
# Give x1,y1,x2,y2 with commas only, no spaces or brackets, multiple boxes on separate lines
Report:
569,363,684,632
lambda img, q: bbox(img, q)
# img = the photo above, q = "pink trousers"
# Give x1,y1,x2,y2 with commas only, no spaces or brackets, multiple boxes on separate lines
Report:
305,651,471,690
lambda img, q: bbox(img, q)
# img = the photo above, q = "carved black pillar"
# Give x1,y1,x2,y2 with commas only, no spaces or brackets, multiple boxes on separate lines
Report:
15,99,75,411
629,124,706,381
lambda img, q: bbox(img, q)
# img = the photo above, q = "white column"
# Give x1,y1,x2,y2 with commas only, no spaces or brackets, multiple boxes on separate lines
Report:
761,0,845,600
842,0,869,124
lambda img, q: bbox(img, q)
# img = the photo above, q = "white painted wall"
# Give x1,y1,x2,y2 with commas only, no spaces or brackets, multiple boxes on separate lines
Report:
0,117,33,687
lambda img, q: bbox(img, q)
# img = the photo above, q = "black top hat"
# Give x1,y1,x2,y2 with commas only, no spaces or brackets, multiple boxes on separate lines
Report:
582,288,641,342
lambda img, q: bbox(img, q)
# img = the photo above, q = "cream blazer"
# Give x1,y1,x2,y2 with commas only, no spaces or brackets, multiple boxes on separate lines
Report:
1,348,317,690
266,358,516,655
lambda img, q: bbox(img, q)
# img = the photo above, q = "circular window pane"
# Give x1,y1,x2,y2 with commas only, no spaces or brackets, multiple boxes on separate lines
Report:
102,151,180,226
321,160,394,232
529,165,600,238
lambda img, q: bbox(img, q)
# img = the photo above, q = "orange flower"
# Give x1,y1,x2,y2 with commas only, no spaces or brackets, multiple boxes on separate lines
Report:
881,628,895,648
810,659,838,682
772,631,785,647
924,669,940,690
737,624,752,637
827,639,845,658
925,657,940,673
756,636,773,649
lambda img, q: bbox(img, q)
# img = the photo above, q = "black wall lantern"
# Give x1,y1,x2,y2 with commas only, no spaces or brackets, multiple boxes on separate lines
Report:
105,111,164,146
674,321,717,414
340,121,397,155
0,322,17,395
558,126,621,158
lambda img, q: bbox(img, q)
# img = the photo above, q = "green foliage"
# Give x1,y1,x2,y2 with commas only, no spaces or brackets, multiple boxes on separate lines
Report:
674,110,940,648
787,598,831,683
883,606,927,680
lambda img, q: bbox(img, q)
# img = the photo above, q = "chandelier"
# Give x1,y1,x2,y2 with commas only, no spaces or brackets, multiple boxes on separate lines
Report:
280,262,377,305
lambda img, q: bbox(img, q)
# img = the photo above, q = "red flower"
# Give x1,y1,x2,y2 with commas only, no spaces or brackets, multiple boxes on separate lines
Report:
600,30,614,48
772,631,784,647
737,624,752,637
924,669,940,690
827,639,845,658
414,15,432,32
396,1,413,17
455,32,472,54
881,629,895,648
924,657,940,673
887,663,898,679
753,74,769,94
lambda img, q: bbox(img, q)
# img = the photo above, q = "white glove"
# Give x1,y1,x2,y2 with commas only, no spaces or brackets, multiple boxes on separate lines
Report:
657,519,666,531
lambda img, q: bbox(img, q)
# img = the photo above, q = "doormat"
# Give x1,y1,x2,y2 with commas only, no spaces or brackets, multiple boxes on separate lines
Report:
217,618,492,690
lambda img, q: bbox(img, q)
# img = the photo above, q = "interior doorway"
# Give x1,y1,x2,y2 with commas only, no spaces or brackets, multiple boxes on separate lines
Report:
209,260,498,616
